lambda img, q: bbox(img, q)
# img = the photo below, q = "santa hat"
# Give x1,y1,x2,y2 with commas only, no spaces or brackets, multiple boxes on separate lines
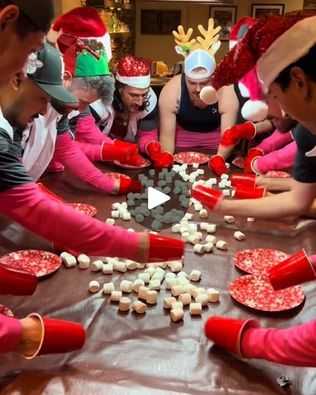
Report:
116,55,151,89
211,11,316,94
229,16,257,50
48,7,112,61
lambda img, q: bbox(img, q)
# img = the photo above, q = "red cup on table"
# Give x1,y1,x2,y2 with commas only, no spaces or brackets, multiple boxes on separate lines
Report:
24,313,86,359
148,234,184,262
267,249,316,290
192,185,223,210
231,174,257,189
208,155,227,176
234,185,265,199
205,316,259,355
0,266,37,295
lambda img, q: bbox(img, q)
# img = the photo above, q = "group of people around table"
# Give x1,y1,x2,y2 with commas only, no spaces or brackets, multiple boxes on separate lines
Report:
0,1,315,370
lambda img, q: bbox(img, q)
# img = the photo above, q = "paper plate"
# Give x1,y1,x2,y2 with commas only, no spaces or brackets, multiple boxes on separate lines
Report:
265,170,291,178
0,250,62,278
229,274,305,312
233,248,289,275
0,304,14,317
68,203,97,217
174,151,209,165
114,157,151,169
232,156,245,169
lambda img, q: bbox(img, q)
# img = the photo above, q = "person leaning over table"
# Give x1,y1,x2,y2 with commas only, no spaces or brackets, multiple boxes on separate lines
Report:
0,0,87,359
158,19,239,156
192,11,316,367
0,45,184,267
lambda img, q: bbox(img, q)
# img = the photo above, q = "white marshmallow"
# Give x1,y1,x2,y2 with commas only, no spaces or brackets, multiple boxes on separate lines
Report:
148,279,161,290
103,282,115,294
220,173,229,180
200,222,209,231
110,291,122,302
234,231,246,241
90,260,103,272
207,288,220,303
172,224,181,233
170,308,184,322
132,300,147,314
204,243,214,253
138,286,149,300
126,260,138,270
206,224,217,233
111,210,120,219
146,290,158,305
189,270,202,281
106,218,115,225
102,263,113,275
132,279,145,293
189,302,202,315
78,255,90,270
122,212,131,221
114,261,127,273
216,240,228,250
127,228,135,232
120,280,133,293
195,293,208,306
199,209,208,219
178,293,192,306
224,215,235,224
164,296,177,309
193,244,205,254
170,261,183,273
223,189,230,197
247,217,255,222
88,280,100,293
60,252,77,268
171,284,185,297
119,297,131,312
138,272,150,283
205,235,216,244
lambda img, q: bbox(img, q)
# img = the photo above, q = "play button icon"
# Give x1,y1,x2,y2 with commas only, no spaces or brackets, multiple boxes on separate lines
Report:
148,187,170,209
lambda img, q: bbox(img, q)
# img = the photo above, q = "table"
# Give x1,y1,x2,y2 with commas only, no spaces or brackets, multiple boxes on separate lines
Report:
0,161,316,395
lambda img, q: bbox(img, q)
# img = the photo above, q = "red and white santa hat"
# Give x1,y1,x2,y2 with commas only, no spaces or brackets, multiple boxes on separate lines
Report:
116,55,152,89
229,16,257,50
211,10,316,94
48,7,112,61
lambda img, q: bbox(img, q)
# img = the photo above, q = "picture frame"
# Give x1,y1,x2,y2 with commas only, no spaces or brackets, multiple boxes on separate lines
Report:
140,9,181,35
251,4,285,18
209,5,237,41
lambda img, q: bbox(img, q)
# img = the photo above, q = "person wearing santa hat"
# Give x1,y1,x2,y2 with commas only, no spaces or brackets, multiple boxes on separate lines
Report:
193,10,316,367
158,19,238,156
89,54,173,168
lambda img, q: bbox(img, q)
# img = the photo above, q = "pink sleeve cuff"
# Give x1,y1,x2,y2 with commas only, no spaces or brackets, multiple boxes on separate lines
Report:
256,141,297,174
257,130,294,154
137,129,159,154
0,315,22,353
241,320,316,367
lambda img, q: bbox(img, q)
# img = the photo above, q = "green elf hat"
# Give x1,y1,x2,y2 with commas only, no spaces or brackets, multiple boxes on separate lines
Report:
63,37,109,77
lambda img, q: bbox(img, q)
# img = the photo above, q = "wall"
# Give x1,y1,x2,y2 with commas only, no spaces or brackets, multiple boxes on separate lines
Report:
135,0,304,66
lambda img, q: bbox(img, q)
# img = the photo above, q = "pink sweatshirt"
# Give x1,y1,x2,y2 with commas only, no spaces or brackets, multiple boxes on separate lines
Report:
0,182,140,259
0,315,22,354
255,130,296,174
52,132,116,194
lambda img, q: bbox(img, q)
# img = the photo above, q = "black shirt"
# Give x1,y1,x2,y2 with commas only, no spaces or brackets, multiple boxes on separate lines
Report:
292,124,316,183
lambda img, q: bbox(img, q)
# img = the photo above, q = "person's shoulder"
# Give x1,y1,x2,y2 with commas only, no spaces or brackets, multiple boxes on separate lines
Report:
159,75,181,103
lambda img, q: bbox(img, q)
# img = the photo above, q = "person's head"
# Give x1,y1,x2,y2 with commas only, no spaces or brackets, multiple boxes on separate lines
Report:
114,54,151,113
184,49,215,105
0,43,77,130
266,94,298,133
0,0,54,85
65,75,114,113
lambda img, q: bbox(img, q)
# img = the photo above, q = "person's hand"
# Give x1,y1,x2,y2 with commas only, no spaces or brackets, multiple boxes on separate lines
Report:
208,154,227,176
17,317,42,357
101,140,138,162
117,175,142,195
221,122,256,147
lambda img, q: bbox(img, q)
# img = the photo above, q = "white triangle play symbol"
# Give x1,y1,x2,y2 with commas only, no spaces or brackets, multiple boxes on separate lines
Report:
148,187,170,210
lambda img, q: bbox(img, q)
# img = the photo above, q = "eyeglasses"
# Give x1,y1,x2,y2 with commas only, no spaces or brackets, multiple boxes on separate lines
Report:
128,91,150,101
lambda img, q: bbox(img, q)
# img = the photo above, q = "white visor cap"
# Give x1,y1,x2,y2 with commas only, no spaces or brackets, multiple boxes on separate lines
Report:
184,49,216,80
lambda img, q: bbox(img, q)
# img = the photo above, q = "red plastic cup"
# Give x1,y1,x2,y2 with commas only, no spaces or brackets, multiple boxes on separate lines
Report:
231,174,257,188
205,316,259,356
118,176,142,194
0,266,38,295
147,141,162,159
192,185,223,210
154,152,174,169
25,313,86,359
267,249,316,290
208,155,227,176
234,185,266,199
148,234,184,262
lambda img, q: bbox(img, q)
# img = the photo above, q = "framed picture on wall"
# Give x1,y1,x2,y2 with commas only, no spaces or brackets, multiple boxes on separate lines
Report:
209,6,237,41
251,4,285,18
141,9,181,35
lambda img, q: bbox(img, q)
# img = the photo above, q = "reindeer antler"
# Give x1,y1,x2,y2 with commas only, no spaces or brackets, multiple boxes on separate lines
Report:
195,18,221,56
172,25,197,56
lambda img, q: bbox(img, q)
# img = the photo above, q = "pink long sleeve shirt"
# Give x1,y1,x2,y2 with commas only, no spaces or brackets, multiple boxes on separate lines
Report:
0,315,22,354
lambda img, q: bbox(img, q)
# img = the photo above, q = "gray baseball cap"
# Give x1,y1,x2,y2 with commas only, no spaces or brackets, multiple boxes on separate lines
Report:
27,43,78,104
12,0,54,33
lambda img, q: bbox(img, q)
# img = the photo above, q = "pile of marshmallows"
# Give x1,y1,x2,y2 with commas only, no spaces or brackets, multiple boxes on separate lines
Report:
60,253,219,322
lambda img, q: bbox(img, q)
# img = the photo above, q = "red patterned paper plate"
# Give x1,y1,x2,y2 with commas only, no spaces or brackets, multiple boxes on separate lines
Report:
174,151,209,165
233,248,289,275
265,170,291,178
0,250,62,278
114,157,151,169
232,156,245,169
0,304,14,317
68,203,97,217
229,274,305,312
